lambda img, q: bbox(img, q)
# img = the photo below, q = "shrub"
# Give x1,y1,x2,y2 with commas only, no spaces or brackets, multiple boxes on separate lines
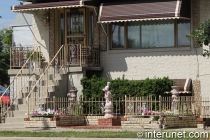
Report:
81,75,173,99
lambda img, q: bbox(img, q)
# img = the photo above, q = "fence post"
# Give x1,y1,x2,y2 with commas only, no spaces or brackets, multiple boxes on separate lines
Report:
125,95,127,117
53,96,55,117
159,95,162,114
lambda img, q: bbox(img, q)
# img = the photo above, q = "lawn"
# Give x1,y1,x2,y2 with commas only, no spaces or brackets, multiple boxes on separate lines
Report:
0,130,208,140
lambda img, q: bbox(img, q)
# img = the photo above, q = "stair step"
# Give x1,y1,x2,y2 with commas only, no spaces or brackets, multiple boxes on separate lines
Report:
10,104,27,111
5,117,25,123
14,98,26,105
0,123,25,128
22,86,55,94
8,110,27,117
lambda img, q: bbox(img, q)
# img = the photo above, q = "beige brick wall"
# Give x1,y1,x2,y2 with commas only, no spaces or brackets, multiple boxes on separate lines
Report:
164,116,197,128
100,0,210,96
32,11,50,62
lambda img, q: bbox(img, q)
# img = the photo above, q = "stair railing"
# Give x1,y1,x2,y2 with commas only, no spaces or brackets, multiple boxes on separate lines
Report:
25,45,65,116
28,64,66,113
0,46,41,121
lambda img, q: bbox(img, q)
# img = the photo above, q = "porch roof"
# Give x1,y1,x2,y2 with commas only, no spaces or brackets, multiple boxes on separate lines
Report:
98,0,191,23
11,1,88,12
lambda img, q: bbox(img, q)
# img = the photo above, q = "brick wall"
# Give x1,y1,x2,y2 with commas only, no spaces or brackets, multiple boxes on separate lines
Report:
163,116,197,128
56,116,85,126
24,117,56,128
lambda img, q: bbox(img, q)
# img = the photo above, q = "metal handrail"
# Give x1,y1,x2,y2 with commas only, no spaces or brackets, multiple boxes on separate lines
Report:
0,46,40,119
1,46,40,98
28,64,66,114
25,45,64,104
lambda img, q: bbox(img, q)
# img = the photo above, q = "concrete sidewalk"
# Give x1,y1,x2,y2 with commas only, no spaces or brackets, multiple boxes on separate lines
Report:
0,138,157,140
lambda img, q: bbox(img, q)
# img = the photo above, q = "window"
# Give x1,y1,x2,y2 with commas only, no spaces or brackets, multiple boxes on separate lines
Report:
112,22,125,48
111,19,190,49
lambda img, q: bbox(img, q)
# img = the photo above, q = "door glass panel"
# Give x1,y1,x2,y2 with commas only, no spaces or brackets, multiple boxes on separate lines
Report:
90,11,94,46
60,13,64,46
67,8,84,36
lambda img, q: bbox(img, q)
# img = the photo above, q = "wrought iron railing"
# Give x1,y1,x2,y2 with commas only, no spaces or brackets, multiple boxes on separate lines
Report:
1,46,41,121
10,47,33,69
10,45,100,69
25,45,66,115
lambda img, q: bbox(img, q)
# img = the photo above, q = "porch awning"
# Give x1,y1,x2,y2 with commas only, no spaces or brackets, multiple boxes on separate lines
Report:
11,1,86,12
98,0,191,23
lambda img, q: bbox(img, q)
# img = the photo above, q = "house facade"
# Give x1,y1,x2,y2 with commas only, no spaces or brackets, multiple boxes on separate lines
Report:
8,0,210,100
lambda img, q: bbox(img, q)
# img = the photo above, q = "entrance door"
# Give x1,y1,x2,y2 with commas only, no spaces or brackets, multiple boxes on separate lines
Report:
65,8,85,45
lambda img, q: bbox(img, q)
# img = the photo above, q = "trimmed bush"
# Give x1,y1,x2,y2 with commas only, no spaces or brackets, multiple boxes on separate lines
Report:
81,75,174,99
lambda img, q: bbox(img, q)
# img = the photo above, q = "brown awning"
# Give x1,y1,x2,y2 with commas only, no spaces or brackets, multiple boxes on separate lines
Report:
11,1,85,12
98,0,191,23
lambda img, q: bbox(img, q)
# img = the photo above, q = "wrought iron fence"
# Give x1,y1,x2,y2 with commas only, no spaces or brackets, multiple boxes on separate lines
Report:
23,95,210,118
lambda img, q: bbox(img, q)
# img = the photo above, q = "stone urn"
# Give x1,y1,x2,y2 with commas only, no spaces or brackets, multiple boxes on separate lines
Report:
67,90,78,99
171,86,180,95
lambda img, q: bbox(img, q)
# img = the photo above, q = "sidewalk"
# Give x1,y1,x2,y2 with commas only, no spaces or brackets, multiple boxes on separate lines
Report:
0,138,157,140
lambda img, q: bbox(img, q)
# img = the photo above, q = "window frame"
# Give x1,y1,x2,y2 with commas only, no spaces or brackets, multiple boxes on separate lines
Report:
110,19,191,50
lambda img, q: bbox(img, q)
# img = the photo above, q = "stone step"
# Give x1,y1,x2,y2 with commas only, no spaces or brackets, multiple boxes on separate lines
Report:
122,124,160,128
22,86,55,94
14,98,26,105
121,121,151,124
10,104,27,111
0,123,25,128
8,110,27,117
5,117,25,123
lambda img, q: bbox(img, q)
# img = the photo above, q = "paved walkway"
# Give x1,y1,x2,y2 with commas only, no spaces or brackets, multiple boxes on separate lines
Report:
0,138,156,140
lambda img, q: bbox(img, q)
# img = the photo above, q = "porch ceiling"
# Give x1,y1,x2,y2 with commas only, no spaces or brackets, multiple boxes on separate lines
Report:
98,0,191,23
11,1,90,12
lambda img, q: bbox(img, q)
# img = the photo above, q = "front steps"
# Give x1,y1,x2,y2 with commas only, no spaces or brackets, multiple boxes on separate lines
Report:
121,117,160,129
0,98,27,128
0,68,66,128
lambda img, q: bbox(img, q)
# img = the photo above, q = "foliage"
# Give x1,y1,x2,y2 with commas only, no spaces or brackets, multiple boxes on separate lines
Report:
26,51,45,61
81,75,174,99
0,52,10,85
187,19,210,57
0,28,12,52
0,28,12,86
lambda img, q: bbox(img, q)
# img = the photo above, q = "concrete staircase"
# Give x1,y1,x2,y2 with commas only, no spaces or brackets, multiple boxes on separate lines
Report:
0,68,66,128
121,117,160,129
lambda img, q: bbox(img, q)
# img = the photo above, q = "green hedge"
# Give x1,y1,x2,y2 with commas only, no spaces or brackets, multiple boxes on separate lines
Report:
80,75,174,99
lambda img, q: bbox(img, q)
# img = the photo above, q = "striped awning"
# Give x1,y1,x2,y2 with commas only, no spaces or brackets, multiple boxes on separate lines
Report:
11,1,85,12
98,0,191,23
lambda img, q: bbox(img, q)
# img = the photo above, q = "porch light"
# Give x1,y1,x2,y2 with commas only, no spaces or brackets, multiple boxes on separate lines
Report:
43,11,50,26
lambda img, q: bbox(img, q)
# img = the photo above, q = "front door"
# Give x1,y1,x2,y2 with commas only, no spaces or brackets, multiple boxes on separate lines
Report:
57,8,98,66
65,8,85,45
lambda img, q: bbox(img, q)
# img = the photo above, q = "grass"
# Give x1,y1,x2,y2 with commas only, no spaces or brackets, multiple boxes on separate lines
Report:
0,131,136,138
0,130,208,140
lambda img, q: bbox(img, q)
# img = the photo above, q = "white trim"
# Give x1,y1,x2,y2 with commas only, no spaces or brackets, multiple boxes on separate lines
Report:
99,17,190,23
80,0,84,5
175,0,181,17
184,78,189,91
98,3,103,23
12,5,84,12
